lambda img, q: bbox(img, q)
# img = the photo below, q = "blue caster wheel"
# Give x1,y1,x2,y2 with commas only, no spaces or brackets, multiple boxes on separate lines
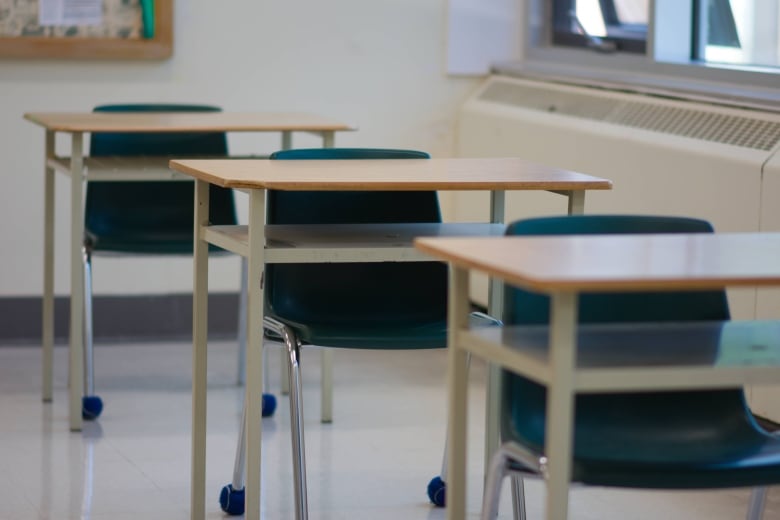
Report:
262,393,277,417
427,475,446,507
82,395,103,420
219,483,245,515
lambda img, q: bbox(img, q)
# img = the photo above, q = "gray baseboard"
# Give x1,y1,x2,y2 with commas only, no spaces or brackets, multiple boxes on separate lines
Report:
0,293,240,345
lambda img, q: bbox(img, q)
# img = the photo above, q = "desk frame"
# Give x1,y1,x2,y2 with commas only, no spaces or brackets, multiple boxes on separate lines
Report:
178,157,611,520
413,233,780,520
28,111,353,432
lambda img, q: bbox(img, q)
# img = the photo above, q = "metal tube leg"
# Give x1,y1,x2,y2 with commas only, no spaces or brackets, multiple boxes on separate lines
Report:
280,349,290,395
68,133,85,432
567,191,585,215
191,179,211,520
265,317,308,520
480,448,510,520
263,342,270,392
281,131,293,151
446,267,472,520
237,257,248,386
82,246,94,397
322,131,335,148
231,402,248,491
486,190,506,480
80,245,102,421
288,334,308,520
439,352,472,479
746,487,768,520
543,292,578,520
42,130,55,403
510,475,527,520
321,349,333,423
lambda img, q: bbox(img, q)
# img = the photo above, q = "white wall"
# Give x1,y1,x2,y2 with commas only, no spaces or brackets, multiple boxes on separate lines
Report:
0,0,481,298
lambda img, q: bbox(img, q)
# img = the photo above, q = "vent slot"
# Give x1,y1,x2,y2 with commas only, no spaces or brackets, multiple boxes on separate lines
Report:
480,81,780,152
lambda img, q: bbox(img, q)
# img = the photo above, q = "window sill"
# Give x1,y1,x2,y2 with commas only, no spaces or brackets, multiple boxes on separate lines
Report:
493,51,780,114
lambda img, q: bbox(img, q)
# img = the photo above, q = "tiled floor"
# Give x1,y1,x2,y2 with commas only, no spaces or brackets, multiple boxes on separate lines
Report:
0,340,777,520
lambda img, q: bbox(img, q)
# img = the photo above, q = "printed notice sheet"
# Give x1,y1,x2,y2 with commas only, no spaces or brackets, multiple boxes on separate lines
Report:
39,0,103,26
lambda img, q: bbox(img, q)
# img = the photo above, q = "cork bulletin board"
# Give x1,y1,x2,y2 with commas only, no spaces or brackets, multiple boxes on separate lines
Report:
0,0,172,59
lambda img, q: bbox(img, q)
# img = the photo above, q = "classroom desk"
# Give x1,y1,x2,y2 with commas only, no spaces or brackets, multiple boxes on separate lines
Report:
167,157,612,520
24,111,356,432
414,232,780,520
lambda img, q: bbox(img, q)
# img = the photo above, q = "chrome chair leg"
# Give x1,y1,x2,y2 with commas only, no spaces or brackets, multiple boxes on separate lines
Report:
280,347,291,395
219,399,248,515
230,401,248,493
510,475,527,520
481,446,511,520
265,316,309,520
747,487,768,520
82,246,94,398
80,245,102,420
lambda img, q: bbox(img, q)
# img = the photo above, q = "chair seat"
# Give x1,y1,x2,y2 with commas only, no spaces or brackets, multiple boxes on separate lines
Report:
511,433,780,490
568,439,780,489
266,316,448,349
506,386,780,490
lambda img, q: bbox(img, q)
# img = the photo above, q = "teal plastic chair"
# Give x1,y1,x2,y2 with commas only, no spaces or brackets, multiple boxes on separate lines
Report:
82,104,276,420
218,148,498,518
481,215,779,520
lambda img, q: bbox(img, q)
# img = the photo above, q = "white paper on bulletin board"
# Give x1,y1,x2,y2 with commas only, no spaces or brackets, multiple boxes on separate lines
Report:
446,0,521,76
39,0,103,26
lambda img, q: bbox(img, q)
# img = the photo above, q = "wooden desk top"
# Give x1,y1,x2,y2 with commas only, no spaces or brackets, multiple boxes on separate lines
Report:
168,157,613,191
23,112,357,133
415,233,780,292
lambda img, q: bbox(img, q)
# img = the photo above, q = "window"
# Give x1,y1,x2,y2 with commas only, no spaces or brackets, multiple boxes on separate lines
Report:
553,0,648,53
698,0,779,69
503,0,780,107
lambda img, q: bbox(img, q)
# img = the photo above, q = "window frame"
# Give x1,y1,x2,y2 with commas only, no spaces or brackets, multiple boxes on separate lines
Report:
496,0,780,110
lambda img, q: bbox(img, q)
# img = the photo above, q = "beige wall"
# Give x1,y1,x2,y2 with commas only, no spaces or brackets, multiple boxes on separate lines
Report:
0,0,482,297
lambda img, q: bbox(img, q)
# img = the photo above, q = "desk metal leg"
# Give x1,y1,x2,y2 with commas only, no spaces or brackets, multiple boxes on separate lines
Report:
446,266,471,520
568,191,585,215
484,190,505,475
277,132,294,393
68,133,85,432
191,180,210,520
42,130,55,403
320,348,334,423
281,130,293,151
245,189,266,520
322,131,335,148
237,258,248,385
544,292,578,520
319,130,336,422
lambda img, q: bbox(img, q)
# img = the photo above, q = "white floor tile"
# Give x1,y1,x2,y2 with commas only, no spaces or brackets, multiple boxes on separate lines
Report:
0,341,777,519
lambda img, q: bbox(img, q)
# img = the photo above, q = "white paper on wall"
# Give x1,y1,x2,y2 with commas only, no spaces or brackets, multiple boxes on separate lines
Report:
446,0,521,76
39,0,103,26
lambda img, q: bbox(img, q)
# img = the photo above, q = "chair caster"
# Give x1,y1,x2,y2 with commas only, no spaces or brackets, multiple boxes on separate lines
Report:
427,475,446,507
82,395,103,420
262,393,277,417
219,483,245,515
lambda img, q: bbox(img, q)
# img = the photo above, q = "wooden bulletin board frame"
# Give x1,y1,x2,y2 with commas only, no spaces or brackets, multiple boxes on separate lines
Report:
0,0,172,59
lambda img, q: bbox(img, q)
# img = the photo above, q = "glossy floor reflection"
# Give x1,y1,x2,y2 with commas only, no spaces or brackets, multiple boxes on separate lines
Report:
0,340,777,519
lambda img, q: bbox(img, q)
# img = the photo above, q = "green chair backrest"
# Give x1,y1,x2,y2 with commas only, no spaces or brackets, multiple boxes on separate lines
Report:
501,215,736,463
85,104,236,253
265,148,447,328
